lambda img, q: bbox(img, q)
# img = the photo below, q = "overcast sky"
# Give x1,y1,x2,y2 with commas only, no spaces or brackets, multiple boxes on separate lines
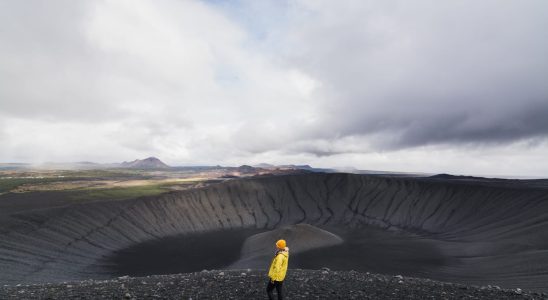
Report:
1,0,548,176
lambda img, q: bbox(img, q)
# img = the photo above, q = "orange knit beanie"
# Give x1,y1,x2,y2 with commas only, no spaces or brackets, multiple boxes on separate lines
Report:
276,239,286,249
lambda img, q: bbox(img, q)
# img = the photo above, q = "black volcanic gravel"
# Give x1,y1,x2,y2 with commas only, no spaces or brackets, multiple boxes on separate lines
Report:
1,269,546,300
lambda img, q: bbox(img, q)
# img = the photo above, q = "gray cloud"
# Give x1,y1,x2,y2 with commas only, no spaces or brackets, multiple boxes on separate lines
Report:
279,0,548,149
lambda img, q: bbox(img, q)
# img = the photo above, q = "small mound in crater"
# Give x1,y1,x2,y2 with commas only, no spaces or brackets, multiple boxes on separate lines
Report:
230,223,343,268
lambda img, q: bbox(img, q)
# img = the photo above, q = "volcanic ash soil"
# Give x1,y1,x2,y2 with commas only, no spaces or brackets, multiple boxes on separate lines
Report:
1,269,545,300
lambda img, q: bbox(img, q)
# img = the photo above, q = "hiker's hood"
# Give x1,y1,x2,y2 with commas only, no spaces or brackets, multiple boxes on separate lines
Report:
278,247,289,257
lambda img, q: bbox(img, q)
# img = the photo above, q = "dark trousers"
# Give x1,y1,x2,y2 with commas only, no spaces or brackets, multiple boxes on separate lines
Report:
266,279,283,300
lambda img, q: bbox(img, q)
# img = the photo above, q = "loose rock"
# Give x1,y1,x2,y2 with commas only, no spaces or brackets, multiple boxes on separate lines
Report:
0,270,540,300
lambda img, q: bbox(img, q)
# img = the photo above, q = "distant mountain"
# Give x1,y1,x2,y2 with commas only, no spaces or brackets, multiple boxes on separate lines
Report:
429,173,508,182
252,163,314,170
235,165,258,174
279,164,314,170
120,157,170,169
253,163,276,169
430,174,480,180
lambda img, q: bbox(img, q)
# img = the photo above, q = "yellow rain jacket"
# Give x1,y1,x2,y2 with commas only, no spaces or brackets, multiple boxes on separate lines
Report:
268,248,289,281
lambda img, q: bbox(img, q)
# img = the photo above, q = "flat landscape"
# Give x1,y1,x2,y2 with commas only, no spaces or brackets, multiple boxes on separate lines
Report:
0,170,203,216
0,162,306,214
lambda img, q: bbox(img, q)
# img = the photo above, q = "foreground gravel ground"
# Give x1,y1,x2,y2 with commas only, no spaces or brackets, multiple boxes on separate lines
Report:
1,269,546,300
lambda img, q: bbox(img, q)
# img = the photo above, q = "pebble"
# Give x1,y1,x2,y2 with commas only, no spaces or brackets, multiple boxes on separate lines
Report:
0,270,539,300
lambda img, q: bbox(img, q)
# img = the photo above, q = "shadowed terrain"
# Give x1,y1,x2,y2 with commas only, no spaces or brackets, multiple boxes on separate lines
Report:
1,173,548,292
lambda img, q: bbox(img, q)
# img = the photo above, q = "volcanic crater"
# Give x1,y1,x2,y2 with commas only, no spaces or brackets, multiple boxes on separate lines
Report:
1,173,548,292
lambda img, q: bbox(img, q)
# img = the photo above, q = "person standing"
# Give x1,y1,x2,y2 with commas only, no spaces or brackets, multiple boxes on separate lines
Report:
267,239,289,300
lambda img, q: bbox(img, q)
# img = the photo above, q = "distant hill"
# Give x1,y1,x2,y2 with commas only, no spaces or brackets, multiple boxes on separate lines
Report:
120,157,170,169
252,163,314,170
236,165,257,174
253,163,276,169
250,163,428,176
